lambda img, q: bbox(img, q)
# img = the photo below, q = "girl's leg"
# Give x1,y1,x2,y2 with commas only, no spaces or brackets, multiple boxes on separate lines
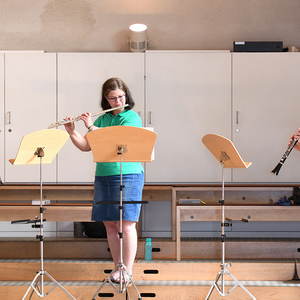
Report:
122,220,138,275
103,220,137,279
103,221,120,279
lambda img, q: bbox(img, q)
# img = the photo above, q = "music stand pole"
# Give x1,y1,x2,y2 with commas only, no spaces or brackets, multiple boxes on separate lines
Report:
86,126,157,300
202,134,255,300
92,145,144,300
10,129,75,299
119,146,124,288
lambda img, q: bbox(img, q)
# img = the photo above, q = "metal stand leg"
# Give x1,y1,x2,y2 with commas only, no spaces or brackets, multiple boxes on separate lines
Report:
92,145,142,300
205,160,256,300
285,259,300,283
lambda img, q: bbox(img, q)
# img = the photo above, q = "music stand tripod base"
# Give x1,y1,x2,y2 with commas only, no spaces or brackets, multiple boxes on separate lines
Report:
22,270,75,300
202,134,255,300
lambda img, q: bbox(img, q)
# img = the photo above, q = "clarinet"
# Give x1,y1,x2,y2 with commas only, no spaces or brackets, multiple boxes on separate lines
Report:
271,138,299,176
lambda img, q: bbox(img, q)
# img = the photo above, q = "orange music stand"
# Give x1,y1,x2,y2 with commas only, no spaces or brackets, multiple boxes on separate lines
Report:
86,126,157,300
202,134,255,300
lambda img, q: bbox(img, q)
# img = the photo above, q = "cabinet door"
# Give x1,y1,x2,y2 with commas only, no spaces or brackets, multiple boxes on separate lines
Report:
4,52,56,183
0,53,4,182
232,53,300,182
57,53,145,183
145,51,232,183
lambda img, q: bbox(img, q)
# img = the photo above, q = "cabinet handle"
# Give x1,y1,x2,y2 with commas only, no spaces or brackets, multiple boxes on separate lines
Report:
5,111,12,125
235,111,240,132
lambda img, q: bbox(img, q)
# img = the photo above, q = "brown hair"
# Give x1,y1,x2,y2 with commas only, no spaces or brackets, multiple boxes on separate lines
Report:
101,78,135,110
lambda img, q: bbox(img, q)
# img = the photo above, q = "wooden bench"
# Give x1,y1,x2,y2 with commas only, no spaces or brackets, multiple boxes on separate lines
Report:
176,204,300,260
0,184,173,222
1,184,300,261
172,185,296,238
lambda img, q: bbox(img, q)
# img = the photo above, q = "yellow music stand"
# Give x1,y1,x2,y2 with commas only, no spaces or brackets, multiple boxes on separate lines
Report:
202,134,255,300
86,126,157,300
9,129,68,165
10,129,75,300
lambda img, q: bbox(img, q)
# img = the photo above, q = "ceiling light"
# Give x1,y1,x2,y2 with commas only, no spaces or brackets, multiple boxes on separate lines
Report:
129,24,148,52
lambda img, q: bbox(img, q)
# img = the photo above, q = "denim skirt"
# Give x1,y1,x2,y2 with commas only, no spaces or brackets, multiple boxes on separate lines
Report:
91,173,144,222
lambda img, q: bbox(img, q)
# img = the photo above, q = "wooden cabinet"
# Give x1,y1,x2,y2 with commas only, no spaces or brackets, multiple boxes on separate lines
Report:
57,53,145,183
232,53,300,183
4,52,56,183
144,51,232,183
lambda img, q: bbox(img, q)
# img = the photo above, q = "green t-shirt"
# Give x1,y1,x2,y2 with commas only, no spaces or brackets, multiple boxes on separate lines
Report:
93,109,144,176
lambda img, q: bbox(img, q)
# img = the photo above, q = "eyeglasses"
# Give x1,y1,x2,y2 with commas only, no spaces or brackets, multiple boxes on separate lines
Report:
106,93,125,102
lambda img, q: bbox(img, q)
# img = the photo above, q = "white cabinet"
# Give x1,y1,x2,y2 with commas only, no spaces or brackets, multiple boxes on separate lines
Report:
57,53,145,183
4,52,57,183
0,53,4,182
145,51,232,183
232,53,300,182
2,51,300,184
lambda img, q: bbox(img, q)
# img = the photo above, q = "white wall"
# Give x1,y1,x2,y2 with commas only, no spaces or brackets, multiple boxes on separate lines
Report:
0,0,300,52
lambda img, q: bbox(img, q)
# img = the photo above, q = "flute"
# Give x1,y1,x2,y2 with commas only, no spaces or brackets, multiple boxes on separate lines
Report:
48,104,129,129
271,138,299,176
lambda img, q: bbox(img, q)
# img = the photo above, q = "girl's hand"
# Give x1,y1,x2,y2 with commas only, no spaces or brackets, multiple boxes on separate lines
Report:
63,116,75,134
79,112,93,129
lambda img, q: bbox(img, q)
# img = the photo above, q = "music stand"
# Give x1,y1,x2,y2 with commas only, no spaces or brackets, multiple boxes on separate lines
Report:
86,126,157,300
10,129,75,300
202,134,256,300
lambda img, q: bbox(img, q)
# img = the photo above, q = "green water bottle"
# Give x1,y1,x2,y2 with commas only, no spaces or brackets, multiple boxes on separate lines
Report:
145,238,152,260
